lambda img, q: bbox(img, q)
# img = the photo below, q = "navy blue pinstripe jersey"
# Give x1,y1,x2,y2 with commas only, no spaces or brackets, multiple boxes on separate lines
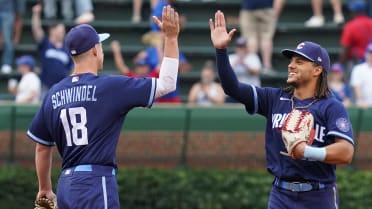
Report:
27,73,156,169
247,87,353,183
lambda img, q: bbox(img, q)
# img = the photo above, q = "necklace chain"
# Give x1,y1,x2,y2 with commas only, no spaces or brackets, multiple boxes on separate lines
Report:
291,95,319,110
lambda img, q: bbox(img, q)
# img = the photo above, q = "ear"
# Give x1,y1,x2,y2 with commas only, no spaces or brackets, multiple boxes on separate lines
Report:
313,66,323,76
92,45,98,56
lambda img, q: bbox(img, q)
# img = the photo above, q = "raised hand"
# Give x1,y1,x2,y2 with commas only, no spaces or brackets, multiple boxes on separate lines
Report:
110,40,121,54
152,6,180,39
209,10,236,49
32,4,42,15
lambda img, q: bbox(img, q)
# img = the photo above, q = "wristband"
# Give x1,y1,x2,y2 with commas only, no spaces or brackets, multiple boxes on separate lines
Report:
304,146,326,161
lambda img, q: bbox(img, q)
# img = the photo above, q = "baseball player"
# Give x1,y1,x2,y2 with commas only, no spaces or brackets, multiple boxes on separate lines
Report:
210,11,354,209
27,6,179,209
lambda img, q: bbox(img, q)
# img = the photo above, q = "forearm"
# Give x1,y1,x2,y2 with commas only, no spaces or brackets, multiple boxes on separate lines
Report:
35,143,53,192
155,57,179,98
297,139,354,164
322,141,354,164
32,13,44,43
112,51,130,74
163,37,178,59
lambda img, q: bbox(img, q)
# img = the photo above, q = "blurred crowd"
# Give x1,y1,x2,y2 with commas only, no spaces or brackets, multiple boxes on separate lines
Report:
0,0,372,108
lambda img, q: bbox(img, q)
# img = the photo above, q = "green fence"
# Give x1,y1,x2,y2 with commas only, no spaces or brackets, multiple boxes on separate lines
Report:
0,104,370,168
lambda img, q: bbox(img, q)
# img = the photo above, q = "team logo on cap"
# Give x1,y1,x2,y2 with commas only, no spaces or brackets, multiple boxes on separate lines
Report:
317,57,322,62
297,42,305,49
71,50,77,55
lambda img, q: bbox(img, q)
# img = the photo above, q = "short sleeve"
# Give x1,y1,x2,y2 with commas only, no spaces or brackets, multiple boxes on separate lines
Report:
116,76,156,111
27,101,55,146
326,101,354,144
254,87,278,117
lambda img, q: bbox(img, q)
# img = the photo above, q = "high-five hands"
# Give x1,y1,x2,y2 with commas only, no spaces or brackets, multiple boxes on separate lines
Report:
153,6,180,39
209,10,236,49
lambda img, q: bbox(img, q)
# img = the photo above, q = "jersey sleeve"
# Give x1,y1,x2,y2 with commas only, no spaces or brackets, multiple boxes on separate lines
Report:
254,87,277,116
116,76,156,110
27,100,55,146
325,101,354,144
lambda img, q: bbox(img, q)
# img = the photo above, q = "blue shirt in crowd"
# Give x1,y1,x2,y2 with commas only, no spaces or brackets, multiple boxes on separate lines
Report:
241,0,273,10
38,37,73,89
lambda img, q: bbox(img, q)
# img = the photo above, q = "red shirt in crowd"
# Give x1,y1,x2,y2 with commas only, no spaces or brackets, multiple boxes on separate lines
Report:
340,15,372,60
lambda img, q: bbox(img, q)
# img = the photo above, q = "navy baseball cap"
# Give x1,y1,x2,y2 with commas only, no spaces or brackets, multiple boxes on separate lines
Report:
16,55,35,68
65,24,110,56
281,41,330,72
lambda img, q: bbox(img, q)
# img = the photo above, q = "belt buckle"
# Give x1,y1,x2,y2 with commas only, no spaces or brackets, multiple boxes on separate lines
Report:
289,181,301,192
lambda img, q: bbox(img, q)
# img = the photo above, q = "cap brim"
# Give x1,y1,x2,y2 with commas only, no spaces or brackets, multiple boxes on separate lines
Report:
98,33,110,42
281,49,315,62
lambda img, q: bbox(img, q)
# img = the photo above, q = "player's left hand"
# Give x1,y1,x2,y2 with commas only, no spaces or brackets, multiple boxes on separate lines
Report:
209,10,236,49
152,6,180,39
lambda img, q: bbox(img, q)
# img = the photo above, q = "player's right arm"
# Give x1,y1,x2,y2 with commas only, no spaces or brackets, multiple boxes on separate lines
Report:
210,11,257,112
32,4,45,43
35,143,56,200
152,6,179,98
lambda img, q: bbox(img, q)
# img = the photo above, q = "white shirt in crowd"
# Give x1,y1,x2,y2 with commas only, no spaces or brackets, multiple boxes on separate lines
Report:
229,53,262,87
196,83,221,106
16,72,41,104
350,62,372,106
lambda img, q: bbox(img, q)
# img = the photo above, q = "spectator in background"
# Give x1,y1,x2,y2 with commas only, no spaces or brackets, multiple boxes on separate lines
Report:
188,61,225,106
75,0,95,24
43,0,73,21
274,0,286,18
0,0,15,74
111,40,158,77
32,4,73,95
367,0,372,17
132,0,159,23
328,63,352,107
111,40,182,103
135,31,191,73
350,42,372,108
13,0,26,45
151,0,186,32
340,0,372,68
239,0,276,74
8,55,41,104
43,0,94,24
304,0,344,27
151,0,172,32
229,37,262,87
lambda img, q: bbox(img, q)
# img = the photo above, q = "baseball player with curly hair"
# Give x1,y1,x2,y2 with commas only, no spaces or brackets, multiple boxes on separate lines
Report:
210,10,354,209
28,6,180,209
